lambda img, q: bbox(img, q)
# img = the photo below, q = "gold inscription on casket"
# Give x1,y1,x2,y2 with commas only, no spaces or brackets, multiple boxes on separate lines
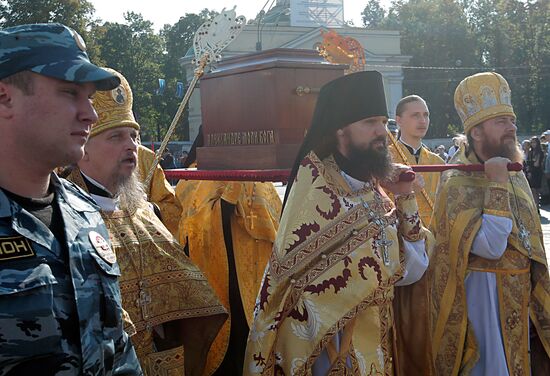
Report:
207,130,276,146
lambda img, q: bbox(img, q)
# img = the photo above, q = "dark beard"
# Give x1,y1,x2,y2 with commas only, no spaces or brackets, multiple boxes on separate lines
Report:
346,137,393,181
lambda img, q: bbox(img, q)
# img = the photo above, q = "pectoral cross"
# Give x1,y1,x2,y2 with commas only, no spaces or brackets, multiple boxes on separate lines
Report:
374,230,393,266
247,210,258,230
363,200,392,266
136,289,152,320
518,222,532,256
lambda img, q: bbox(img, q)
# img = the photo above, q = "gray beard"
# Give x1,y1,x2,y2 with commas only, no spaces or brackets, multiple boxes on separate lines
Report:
112,171,146,213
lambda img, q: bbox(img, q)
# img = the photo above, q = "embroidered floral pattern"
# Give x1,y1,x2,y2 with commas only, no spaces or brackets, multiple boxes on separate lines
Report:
484,186,510,213
358,256,382,282
395,193,424,241
316,185,342,220
429,151,548,376
506,310,520,331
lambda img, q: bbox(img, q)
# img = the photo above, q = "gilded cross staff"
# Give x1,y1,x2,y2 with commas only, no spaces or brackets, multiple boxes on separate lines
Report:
143,7,246,191
143,56,208,190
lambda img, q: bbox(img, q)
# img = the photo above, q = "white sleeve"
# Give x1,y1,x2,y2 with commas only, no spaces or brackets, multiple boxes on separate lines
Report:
395,239,429,286
471,214,513,260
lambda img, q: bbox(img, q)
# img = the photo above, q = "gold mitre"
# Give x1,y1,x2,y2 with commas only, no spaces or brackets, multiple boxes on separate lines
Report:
454,72,515,134
90,67,140,137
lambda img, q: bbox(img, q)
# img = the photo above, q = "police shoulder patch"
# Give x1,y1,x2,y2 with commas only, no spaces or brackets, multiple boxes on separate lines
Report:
0,236,35,261
89,231,116,264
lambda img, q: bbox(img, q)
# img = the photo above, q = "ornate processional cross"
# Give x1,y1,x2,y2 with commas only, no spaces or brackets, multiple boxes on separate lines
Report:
143,7,246,191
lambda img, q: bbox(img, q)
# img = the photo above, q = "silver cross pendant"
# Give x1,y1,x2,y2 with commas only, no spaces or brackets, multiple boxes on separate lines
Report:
518,222,532,256
375,231,393,266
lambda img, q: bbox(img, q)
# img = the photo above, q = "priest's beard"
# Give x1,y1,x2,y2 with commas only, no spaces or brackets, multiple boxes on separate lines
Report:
112,170,146,213
479,134,524,164
347,136,393,180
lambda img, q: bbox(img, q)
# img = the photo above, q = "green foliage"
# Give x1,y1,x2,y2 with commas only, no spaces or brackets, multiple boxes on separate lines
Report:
462,0,548,132
0,0,101,61
0,0,95,33
92,12,166,141
362,0,386,28
381,0,479,137
369,0,550,137
159,9,217,140
1,1,547,140
446,123,461,137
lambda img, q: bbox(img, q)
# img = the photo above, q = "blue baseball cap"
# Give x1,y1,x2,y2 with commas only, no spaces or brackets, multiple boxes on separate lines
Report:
0,23,120,90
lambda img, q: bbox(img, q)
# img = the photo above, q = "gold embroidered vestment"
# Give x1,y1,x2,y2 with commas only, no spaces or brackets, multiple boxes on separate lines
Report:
67,169,227,376
244,152,431,375
138,145,182,238
176,179,282,375
429,148,550,375
388,142,443,227
388,142,442,376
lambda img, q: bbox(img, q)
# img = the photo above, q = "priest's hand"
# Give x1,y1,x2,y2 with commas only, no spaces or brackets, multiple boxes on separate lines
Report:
381,164,415,195
484,157,511,183
412,173,425,192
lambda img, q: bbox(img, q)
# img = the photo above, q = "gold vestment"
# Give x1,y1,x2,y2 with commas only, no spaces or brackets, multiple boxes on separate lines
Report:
388,142,442,376
176,179,282,375
430,147,550,375
244,152,432,375
388,142,443,227
138,145,182,238
68,169,227,376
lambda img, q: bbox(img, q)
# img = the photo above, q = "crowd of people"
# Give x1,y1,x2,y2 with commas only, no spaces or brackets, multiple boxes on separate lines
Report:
0,22,548,376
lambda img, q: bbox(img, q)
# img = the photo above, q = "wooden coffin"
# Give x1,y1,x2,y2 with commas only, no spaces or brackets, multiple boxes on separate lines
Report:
197,48,346,169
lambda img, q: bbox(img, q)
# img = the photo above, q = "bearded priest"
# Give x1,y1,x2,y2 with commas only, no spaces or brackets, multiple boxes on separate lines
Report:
429,72,550,375
243,71,433,375
64,68,227,376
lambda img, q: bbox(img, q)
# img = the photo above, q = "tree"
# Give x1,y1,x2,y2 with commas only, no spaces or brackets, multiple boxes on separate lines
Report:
464,0,549,132
362,0,549,135
159,9,217,140
362,0,386,28
383,0,479,137
92,12,166,141
525,0,550,131
0,0,103,65
0,0,95,35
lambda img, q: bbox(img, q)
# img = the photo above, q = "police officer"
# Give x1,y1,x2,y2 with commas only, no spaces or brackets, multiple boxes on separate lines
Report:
0,24,142,374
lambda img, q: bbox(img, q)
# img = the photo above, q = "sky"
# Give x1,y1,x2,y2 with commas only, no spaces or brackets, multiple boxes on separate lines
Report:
92,0,392,31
